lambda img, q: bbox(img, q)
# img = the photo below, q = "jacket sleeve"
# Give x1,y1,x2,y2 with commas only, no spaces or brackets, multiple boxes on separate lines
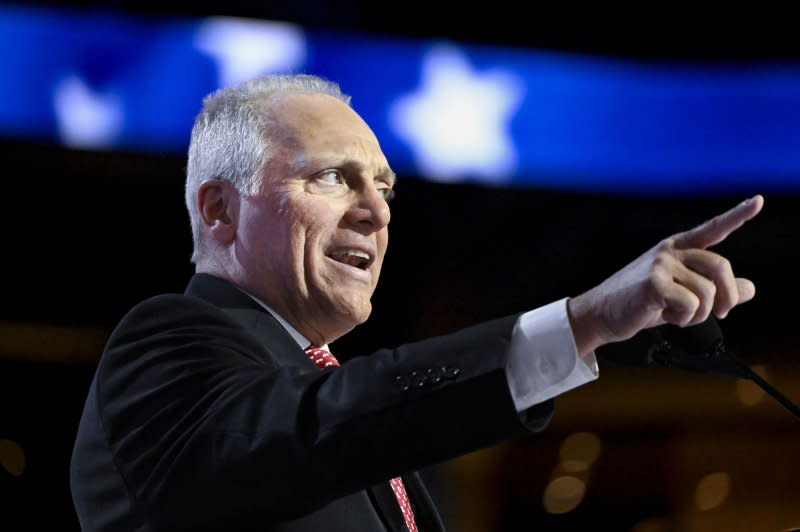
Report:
95,294,554,529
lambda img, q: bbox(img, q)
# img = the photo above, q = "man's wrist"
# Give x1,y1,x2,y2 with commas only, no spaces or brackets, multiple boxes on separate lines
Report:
566,293,610,358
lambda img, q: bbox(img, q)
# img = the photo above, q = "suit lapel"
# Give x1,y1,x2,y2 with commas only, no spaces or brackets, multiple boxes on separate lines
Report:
367,481,408,532
185,273,446,531
403,472,446,531
367,473,446,532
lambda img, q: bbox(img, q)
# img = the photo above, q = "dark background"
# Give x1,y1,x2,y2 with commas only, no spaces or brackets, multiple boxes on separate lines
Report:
2,1,800,531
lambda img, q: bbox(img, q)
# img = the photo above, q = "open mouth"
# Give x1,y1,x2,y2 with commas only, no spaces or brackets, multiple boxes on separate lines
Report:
326,249,373,270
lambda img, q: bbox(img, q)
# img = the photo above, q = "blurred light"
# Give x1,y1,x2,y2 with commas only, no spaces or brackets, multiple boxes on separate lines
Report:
388,44,523,184
693,472,731,511
542,475,586,514
735,365,768,407
0,321,107,363
0,439,26,477
560,459,587,473
630,517,671,532
54,74,123,149
558,432,602,472
194,17,307,87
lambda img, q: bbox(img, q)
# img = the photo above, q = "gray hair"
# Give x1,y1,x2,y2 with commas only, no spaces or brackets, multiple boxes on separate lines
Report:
185,73,351,263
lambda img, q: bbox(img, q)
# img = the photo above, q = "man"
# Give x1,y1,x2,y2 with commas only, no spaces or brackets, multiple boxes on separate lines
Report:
70,73,763,531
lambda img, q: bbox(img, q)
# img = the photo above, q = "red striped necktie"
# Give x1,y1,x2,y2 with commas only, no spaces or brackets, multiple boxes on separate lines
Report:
304,344,418,532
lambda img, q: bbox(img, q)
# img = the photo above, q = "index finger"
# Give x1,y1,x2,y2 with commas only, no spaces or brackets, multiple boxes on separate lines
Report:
673,194,764,249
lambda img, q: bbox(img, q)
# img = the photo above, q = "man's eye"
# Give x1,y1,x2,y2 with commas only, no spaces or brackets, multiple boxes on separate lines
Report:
379,188,396,202
317,170,345,185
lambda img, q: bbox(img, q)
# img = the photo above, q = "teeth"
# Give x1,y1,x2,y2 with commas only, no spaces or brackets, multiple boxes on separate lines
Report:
346,250,369,260
329,249,371,269
331,249,370,260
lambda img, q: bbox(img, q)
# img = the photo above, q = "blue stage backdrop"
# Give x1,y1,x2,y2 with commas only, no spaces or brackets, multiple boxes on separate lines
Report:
1,4,799,195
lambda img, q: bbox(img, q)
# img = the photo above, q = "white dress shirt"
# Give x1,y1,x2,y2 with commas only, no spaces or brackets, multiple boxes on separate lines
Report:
505,298,598,411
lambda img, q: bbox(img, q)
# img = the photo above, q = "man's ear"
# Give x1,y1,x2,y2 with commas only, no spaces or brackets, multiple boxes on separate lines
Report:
197,179,239,243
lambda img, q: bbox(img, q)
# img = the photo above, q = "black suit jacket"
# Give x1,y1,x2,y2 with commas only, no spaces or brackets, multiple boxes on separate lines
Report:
70,273,554,531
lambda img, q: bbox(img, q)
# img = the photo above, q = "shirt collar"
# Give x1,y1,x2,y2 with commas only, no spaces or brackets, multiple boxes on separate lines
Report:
234,286,329,351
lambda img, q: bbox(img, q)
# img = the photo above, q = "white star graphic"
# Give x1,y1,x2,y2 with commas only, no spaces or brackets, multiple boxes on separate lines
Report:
194,17,307,88
389,44,524,183
53,74,123,149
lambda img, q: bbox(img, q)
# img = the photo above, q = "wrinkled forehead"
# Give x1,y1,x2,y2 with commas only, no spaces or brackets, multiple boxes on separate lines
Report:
268,92,390,175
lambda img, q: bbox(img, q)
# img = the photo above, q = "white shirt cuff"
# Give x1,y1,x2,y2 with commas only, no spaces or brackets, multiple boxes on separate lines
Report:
505,298,599,412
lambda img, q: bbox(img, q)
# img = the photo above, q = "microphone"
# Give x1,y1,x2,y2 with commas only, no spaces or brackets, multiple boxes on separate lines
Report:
596,316,747,378
596,316,800,421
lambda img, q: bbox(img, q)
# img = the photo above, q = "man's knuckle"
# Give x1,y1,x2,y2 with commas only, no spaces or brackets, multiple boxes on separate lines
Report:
648,266,669,289
652,250,673,269
703,278,717,298
717,256,733,275
658,238,676,252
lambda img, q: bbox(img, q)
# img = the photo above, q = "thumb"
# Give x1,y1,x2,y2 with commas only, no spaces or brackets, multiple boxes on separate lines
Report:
735,278,755,305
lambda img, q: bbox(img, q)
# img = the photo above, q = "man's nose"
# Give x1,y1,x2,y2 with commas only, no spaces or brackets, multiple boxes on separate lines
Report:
345,185,391,232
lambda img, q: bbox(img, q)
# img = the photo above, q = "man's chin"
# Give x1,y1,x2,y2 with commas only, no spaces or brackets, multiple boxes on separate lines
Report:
338,301,372,327
309,294,373,340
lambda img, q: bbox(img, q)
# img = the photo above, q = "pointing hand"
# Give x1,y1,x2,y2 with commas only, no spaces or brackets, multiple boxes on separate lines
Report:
567,195,764,356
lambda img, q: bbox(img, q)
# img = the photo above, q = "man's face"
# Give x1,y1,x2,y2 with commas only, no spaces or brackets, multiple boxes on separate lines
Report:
236,93,394,344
